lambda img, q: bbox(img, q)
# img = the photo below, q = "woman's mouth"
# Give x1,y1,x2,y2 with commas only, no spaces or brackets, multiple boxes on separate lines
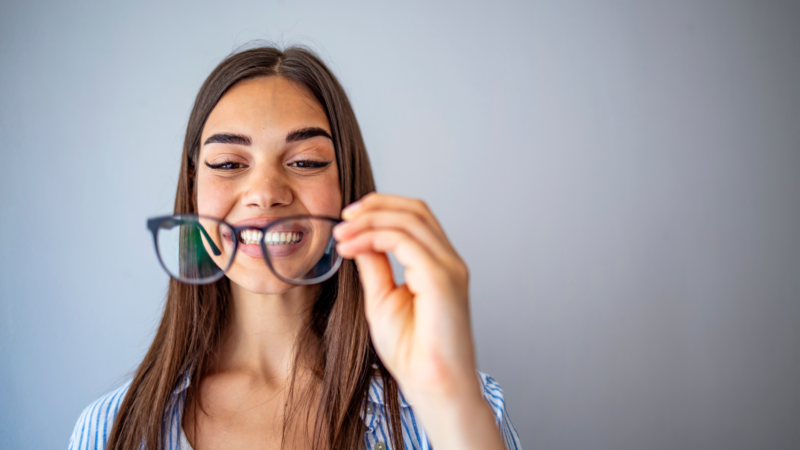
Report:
238,229,304,245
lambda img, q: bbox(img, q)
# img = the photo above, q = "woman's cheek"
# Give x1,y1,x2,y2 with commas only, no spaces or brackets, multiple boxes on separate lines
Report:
310,173,342,216
196,174,238,218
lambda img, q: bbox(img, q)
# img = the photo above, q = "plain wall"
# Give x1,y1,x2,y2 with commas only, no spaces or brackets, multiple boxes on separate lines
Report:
1,0,799,448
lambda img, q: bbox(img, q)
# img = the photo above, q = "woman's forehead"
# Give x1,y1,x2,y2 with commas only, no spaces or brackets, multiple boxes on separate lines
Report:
202,77,331,142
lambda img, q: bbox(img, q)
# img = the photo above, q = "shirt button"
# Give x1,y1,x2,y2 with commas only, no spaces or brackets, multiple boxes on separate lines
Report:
374,442,386,450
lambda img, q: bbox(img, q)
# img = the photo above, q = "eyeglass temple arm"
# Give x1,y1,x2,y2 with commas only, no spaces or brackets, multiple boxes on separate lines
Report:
194,223,222,256
147,217,223,256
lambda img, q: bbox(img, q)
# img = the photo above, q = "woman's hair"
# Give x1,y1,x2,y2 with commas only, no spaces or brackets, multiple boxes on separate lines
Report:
107,45,405,450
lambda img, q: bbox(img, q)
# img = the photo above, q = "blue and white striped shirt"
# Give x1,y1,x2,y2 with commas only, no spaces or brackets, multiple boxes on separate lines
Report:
69,371,521,449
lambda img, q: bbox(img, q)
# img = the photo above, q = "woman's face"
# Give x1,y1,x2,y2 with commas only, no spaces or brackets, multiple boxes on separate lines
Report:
196,76,342,294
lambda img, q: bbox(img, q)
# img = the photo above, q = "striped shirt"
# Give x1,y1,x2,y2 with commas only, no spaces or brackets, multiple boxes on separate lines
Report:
69,371,521,450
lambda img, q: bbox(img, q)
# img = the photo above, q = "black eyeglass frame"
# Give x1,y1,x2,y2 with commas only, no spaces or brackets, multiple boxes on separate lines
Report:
146,214,343,286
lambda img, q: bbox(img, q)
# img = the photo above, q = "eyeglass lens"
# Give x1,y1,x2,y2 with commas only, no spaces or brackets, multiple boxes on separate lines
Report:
260,217,340,284
154,216,233,284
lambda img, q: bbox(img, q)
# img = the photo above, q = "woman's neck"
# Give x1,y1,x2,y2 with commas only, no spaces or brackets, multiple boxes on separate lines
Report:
182,283,322,447
216,282,320,383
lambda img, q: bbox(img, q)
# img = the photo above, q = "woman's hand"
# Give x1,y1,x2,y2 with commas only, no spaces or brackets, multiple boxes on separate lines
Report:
333,193,505,450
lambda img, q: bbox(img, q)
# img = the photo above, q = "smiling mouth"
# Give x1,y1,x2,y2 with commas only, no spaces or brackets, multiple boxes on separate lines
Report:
238,230,303,245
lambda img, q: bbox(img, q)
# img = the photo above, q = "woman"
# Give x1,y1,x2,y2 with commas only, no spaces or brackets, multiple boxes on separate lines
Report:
69,45,521,450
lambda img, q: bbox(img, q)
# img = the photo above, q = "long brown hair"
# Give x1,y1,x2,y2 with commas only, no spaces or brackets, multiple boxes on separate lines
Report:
107,45,405,450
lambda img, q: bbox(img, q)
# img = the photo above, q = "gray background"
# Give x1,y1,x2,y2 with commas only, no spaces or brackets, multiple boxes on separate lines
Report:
1,0,798,448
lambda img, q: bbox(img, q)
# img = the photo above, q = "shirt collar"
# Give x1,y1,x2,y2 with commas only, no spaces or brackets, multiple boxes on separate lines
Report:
362,374,410,434
366,374,411,408
172,370,192,396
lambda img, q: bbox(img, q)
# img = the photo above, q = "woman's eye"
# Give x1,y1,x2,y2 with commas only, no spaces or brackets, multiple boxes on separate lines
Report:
205,161,247,170
289,160,332,169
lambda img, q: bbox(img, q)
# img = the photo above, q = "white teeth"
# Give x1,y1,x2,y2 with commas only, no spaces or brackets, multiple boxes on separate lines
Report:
239,229,301,245
261,230,302,245
240,230,263,245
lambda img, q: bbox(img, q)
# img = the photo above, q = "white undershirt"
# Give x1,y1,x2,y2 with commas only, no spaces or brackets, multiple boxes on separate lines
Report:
179,425,194,450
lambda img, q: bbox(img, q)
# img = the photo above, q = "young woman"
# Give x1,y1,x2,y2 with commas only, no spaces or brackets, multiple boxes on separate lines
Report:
69,46,521,450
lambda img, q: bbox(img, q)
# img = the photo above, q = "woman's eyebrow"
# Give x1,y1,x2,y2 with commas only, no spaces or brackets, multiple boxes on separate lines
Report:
286,127,333,143
203,133,251,146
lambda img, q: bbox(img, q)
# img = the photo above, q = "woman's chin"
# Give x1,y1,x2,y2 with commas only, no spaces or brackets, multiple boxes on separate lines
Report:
226,268,296,295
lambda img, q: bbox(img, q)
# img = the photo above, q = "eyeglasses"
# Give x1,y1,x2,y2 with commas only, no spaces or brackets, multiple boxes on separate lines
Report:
146,214,343,285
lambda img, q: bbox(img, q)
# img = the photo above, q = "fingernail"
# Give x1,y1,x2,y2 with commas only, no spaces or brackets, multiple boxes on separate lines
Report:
341,200,361,218
332,222,347,237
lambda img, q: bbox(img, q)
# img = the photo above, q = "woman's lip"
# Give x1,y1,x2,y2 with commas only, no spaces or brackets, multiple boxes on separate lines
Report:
230,217,311,237
238,243,265,259
222,232,265,258
234,240,305,260
263,240,305,257
231,216,293,228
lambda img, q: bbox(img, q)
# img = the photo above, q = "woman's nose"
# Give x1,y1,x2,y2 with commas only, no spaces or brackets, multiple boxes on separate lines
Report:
240,169,293,209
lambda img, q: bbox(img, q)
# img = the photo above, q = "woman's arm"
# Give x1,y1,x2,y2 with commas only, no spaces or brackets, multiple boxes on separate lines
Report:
333,193,508,450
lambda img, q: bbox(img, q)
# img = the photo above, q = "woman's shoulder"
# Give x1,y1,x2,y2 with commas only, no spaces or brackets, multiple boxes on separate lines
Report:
68,381,132,450
474,372,523,450
477,372,508,413
365,371,522,450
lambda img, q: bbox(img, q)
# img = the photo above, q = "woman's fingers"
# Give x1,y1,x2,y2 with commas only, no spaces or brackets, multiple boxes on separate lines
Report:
337,229,438,273
351,251,397,318
334,210,457,265
336,192,469,295
338,228,461,322
343,193,447,240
